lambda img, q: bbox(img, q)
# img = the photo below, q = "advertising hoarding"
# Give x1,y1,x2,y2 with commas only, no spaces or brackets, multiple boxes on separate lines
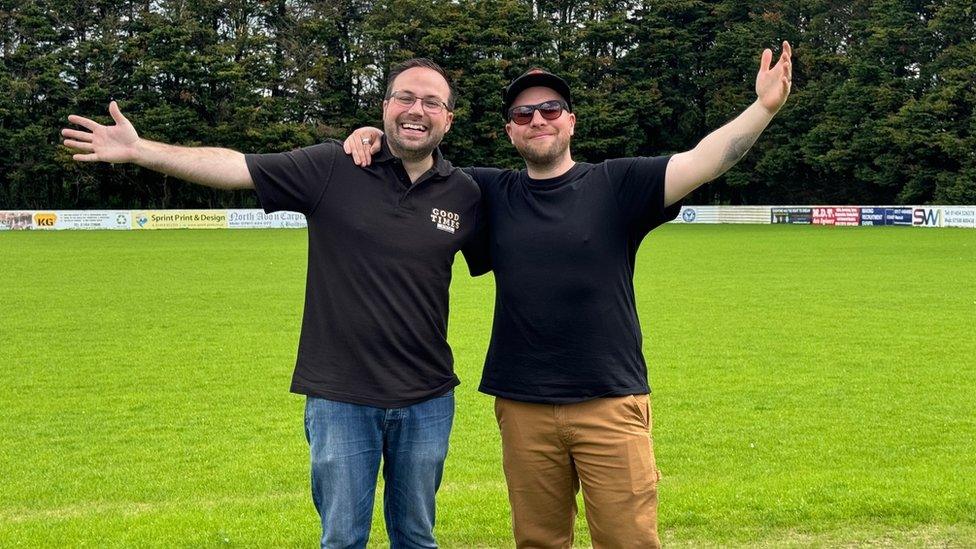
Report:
227,209,307,229
771,207,812,224
131,210,228,230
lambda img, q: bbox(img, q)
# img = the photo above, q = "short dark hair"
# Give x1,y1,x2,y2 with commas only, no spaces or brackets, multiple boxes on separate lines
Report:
385,58,456,111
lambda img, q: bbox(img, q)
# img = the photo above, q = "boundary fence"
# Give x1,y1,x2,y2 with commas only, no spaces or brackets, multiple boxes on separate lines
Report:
1,205,973,230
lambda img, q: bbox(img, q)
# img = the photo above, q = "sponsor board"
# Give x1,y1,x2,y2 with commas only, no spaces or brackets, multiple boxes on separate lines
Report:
812,207,835,225
812,207,860,226
860,207,885,226
718,206,770,224
884,208,913,226
671,206,721,224
227,209,307,229
912,207,942,227
132,210,228,230
670,206,768,224
834,207,860,225
941,207,975,228
31,211,131,230
34,212,57,228
771,207,812,224
0,211,34,230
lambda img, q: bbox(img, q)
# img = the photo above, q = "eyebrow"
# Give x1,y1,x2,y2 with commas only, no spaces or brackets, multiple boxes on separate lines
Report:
396,89,447,102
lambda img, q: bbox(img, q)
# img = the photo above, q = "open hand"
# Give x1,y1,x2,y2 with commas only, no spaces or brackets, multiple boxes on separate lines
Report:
756,41,792,114
61,101,140,163
342,127,384,167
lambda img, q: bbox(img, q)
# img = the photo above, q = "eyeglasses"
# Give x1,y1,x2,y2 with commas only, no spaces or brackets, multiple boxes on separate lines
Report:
508,100,568,125
389,91,450,114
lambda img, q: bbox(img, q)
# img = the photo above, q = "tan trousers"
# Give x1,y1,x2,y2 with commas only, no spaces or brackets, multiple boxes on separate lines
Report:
494,396,661,549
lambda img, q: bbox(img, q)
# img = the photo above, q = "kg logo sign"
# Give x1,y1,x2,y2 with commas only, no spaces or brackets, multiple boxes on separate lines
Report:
34,212,57,227
681,209,697,223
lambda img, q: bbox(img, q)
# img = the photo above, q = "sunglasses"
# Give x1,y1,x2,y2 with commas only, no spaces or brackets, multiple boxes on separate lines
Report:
508,100,568,125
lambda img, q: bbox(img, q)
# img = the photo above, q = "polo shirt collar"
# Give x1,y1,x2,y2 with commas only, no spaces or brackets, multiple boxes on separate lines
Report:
375,136,453,178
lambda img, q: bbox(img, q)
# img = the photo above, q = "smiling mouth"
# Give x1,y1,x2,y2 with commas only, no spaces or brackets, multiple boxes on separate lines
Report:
400,122,428,135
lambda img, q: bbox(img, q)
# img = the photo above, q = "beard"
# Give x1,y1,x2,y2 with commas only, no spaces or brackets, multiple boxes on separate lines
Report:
513,132,571,170
384,114,444,163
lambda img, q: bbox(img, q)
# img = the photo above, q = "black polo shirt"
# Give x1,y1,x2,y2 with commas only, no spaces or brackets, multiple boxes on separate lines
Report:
466,157,680,403
245,138,488,408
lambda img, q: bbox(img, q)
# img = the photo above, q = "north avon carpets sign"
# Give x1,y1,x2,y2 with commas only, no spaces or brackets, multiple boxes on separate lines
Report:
227,209,308,229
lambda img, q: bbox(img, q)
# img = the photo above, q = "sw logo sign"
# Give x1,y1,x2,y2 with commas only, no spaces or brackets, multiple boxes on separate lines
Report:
912,208,942,227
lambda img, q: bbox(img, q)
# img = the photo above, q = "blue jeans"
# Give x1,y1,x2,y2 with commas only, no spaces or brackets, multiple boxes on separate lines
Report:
304,391,454,549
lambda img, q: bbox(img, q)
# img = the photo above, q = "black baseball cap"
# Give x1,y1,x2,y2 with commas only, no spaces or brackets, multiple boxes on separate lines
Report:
501,69,573,121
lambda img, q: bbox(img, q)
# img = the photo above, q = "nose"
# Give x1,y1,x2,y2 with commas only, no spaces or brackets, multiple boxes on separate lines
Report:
407,98,425,116
530,109,548,126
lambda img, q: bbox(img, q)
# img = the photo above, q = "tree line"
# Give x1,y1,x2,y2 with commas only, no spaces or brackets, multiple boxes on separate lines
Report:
1,0,973,209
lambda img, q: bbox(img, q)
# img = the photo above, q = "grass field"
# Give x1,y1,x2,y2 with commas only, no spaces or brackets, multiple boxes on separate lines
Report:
1,224,974,547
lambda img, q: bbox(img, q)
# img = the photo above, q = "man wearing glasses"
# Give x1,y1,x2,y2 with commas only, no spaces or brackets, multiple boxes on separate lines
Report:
61,58,488,548
346,42,792,548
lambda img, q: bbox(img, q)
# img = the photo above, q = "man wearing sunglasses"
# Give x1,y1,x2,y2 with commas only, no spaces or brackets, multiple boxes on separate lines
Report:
62,58,489,548
345,42,792,548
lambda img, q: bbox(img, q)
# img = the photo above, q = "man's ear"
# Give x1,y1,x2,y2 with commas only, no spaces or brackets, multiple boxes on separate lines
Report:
445,111,454,134
505,122,514,143
568,112,576,136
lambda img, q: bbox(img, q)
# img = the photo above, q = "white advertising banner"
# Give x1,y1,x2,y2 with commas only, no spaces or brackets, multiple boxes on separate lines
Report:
672,206,721,224
941,207,976,228
30,210,131,230
911,206,944,227
131,210,228,230
718,206,771,224
227,209,308,229
672,206,774,224
0,211,35,230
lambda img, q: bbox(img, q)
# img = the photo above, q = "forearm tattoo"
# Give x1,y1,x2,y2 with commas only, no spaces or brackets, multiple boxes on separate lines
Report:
717,133,760,177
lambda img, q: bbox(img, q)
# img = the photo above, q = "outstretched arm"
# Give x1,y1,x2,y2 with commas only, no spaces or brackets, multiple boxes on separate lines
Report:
61,101,253,190
664,41,792,206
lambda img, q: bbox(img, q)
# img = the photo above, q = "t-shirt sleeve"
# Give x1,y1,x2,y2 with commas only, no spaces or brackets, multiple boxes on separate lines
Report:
462,167,504,194
606,155,681,236
244,141,339,215
460,166,507,276
459,167,498,276
461,199,491,276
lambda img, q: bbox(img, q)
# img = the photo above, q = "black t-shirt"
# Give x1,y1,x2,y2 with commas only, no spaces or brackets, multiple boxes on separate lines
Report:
466,157,679,403
246,138,488,408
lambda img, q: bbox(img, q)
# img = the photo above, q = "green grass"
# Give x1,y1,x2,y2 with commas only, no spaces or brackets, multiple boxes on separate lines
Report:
1,225,974,547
